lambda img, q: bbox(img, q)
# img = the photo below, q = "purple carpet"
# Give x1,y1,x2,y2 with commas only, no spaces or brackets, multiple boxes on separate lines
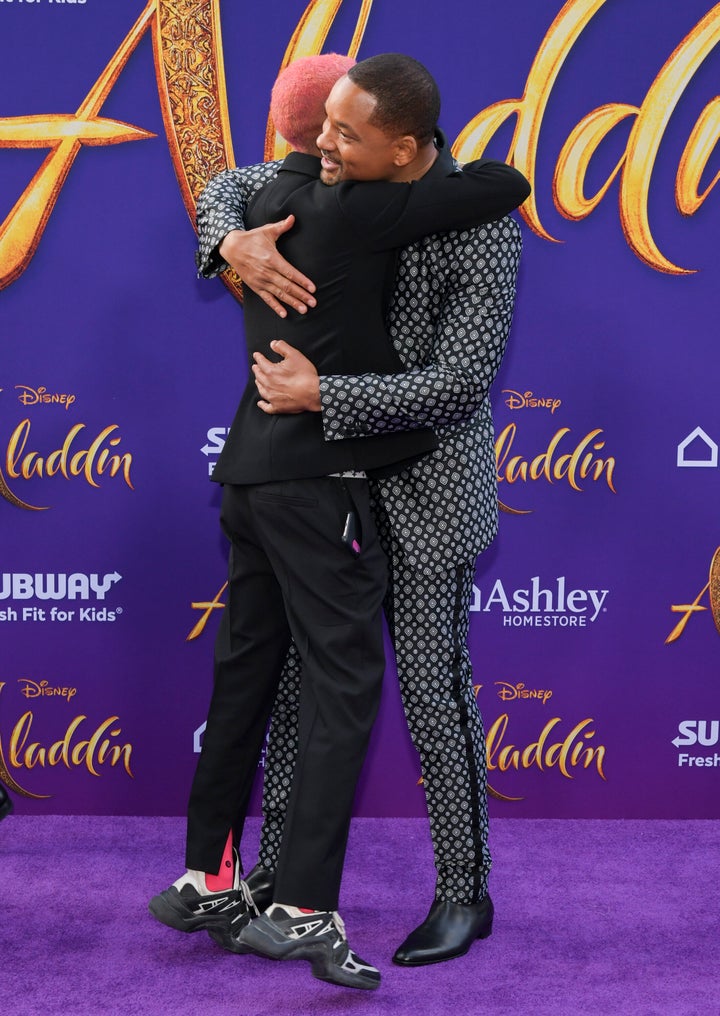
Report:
2,816,718,1015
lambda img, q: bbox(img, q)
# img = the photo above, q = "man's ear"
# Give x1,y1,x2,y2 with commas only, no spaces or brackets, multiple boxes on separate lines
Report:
393,135,418,167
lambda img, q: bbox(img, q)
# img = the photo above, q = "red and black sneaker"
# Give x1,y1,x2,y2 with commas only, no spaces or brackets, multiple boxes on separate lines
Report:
148,861,257,935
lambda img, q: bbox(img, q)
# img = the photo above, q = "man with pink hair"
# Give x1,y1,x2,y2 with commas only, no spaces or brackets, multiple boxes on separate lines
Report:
150,53,529,989
270,53,356,153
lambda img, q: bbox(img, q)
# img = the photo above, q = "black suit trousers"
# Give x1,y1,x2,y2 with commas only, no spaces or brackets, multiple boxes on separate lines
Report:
186,477,387,911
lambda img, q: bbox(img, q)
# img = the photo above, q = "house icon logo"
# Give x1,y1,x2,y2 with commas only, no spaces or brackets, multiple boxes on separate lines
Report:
677,427,718,468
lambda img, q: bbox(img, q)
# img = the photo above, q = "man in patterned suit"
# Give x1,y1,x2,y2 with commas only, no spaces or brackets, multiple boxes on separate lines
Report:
196,55,526,968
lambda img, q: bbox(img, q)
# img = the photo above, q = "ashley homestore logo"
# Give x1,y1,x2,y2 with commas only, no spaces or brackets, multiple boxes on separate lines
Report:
472,576,608,627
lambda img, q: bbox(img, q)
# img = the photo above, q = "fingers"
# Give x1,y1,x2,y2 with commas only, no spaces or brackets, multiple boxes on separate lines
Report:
261,221,316,300
268,340,294,359
258,280,314,315
272,280,315,314
222,221,315,311
259,291,288,319
251,360,275,403
253,380,272,406
252,351,273,367
254,341,300,364
270,214,296,237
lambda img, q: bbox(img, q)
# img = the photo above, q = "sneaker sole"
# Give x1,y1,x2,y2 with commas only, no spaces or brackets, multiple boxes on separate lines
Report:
207,925,253,954
148,887,238,933
240,920,380,991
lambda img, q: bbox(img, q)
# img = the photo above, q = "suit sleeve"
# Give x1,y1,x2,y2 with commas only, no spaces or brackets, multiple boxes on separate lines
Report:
319,218,522,439
340,160,530,251
195,163,281,278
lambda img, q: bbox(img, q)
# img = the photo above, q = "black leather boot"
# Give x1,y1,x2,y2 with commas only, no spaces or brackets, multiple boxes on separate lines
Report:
392,895,494,966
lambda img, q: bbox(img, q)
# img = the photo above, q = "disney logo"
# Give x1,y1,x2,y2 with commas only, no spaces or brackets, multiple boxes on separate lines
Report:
15,386,76,410
18,680,77,703
502,390,561,414
495,681,553,705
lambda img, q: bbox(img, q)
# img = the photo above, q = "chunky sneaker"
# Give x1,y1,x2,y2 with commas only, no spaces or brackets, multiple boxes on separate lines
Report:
206,898,258,954
208,863,276,953
239,905,380,990
148,862,257,935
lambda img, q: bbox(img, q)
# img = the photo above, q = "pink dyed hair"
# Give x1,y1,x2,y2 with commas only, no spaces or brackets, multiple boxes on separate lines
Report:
270,53,356,153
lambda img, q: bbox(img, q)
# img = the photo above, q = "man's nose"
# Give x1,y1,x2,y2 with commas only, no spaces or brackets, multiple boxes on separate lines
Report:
317,120,334,151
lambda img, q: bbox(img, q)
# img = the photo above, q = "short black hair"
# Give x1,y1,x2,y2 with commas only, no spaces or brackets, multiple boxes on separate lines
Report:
347,53,440,146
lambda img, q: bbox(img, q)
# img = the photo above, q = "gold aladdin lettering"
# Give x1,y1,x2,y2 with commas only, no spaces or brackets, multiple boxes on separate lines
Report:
495,423,616,492
2,0,720,287
486,713,607,802
454,0,720,274
1,419,134,511
0,685,134,799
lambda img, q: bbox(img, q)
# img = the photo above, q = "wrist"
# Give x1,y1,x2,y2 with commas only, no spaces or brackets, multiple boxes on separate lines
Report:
218,228,246,260
306,379,321,412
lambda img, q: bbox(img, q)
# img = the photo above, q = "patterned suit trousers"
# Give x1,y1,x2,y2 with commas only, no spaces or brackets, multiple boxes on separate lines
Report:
257,493,491,905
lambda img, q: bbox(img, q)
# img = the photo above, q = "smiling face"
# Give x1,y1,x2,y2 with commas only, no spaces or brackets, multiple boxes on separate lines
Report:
316,75,415,185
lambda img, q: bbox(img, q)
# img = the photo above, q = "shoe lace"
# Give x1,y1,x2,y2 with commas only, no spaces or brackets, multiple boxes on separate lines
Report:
240,878,260,916
331,911,347,940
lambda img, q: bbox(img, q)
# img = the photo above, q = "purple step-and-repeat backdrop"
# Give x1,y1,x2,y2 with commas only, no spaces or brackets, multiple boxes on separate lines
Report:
1,0,718,819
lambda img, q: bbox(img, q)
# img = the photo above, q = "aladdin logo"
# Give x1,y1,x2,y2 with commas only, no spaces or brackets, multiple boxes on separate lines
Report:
1,419,134,511
665,546,720,644
673,720,720,768
473,576,608,626
0,572,122,601
15,386,76,411
0,682,133,800
502,390,562,414
486,712,607,802
496,424,616,493
2,0,720,290
496,421,617,514
427,687,608,800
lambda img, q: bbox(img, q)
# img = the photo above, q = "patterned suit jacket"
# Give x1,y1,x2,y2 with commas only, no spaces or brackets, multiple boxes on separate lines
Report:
196,151,524,573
